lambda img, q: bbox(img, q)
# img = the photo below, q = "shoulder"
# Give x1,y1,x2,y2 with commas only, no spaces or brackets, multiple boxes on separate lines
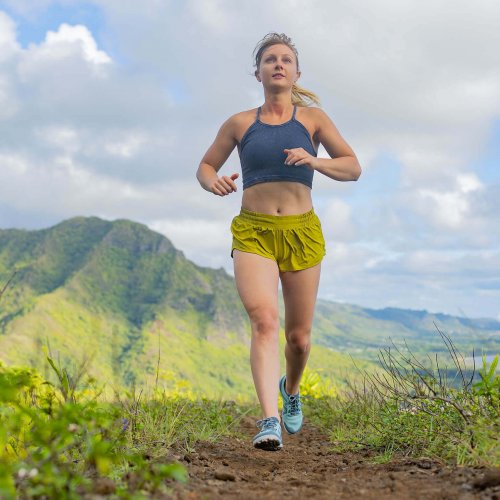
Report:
296,106,335,141
212,109,253,140
227,108,258,127
297,106,331,124
223,108,258,143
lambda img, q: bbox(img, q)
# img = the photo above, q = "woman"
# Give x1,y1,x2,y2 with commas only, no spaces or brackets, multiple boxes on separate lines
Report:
196,33,361,451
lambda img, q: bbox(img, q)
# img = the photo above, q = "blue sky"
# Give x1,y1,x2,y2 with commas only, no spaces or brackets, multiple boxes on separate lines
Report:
0,0,499,319
3,2,106,48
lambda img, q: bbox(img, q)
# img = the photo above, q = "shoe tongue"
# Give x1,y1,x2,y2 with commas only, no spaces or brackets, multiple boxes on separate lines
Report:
258,417,276,428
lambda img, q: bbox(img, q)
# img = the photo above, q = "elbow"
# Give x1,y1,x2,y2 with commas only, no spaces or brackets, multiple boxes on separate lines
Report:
196,164,204,185
350,159,362,181
196,162,213,191
353,164,362,181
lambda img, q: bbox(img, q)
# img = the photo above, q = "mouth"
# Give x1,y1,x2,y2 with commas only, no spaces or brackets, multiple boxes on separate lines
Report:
272,73,285,78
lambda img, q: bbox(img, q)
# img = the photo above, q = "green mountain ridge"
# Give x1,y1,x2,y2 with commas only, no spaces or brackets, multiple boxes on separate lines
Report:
0,217,498,398
312,300,500,360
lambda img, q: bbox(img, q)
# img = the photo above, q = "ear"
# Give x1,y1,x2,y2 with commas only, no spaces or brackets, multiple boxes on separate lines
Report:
294,70,301,83
255,70,261,82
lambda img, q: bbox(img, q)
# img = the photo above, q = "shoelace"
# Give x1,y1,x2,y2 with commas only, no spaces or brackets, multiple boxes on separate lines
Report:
256,417,279,430
286,394,302,416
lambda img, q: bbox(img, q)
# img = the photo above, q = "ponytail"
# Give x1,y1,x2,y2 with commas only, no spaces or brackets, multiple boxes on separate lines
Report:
292,82,321,107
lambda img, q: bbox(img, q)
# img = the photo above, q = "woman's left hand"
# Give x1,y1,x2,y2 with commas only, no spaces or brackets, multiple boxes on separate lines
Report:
283,148,318,169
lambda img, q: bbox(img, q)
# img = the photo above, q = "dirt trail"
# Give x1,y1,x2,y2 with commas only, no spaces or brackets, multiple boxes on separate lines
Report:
170,416,500,499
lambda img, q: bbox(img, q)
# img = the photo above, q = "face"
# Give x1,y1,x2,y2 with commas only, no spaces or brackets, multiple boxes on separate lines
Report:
255,43,300,88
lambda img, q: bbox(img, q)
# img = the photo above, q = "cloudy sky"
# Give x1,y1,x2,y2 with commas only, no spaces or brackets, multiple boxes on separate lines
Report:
0,0,499,319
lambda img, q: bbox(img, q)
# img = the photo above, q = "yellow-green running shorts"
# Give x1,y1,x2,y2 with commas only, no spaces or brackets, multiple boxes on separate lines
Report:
230,208,326,272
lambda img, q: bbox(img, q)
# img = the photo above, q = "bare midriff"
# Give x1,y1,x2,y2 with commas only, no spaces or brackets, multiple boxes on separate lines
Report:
241,182,313,216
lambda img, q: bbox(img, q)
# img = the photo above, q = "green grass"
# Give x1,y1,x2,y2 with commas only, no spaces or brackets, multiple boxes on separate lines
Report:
1,346,498,499
0,361,249,499
0,281,377,399
305,352,500,467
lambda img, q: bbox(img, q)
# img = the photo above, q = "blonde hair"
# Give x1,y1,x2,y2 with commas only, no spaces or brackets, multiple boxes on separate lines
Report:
253,33,320,107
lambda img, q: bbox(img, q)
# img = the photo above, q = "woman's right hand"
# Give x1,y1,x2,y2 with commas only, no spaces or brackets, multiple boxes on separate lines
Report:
210,173,239,196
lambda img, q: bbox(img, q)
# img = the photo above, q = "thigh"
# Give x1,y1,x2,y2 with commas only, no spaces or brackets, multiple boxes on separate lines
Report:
280,263,321,334
233,250,280,319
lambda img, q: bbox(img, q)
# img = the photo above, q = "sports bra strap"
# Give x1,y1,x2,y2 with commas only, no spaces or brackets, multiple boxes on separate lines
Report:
256,105,297,122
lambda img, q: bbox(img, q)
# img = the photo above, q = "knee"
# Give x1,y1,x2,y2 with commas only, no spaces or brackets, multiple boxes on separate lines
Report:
286,328,311,354
249,309,279,340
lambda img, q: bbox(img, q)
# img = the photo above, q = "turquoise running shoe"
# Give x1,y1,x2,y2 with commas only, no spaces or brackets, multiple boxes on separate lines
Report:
252,417,283,451
279,375,303,434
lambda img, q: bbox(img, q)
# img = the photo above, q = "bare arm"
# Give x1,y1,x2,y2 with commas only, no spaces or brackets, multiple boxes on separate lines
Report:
284,109,362,181
197,117,240,196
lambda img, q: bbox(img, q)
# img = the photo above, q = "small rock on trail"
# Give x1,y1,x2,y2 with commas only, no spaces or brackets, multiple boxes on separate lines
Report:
171,416,500,499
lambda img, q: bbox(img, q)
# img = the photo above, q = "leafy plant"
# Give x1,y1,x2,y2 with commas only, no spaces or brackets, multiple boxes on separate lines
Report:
473,354,499,406
0,354,249,498
305,328,500,466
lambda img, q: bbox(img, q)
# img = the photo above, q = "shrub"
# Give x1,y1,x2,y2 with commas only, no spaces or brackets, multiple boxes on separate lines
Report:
305,329,499,466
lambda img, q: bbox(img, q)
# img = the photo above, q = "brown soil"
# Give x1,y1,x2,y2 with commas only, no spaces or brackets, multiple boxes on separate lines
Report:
169,416,500,500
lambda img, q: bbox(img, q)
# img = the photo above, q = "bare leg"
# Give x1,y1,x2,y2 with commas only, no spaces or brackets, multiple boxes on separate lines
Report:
280,263,321,395
233,250,280,419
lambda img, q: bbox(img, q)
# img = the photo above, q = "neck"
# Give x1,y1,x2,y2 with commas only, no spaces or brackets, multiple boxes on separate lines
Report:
261,92,294,117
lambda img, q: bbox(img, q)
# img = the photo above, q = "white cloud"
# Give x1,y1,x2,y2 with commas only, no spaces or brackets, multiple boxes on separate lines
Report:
417,174,484,229
319,199,357,242
18,23,111,82
35,125,80,153
41,23,111,64
150,218,233,269
0,74,18,118
0,11,20,61
0,150,232,222
187,0,232,33
103,132,147,158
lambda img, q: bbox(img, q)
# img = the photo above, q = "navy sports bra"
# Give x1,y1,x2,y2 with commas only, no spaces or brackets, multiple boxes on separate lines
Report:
239,105,317,190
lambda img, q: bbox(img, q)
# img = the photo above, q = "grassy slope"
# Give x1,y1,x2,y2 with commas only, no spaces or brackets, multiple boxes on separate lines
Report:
1,216,498,399
1,286,373,400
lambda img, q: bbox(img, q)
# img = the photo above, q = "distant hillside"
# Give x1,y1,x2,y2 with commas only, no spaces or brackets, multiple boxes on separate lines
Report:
0,217,248,338
0,217,373,396
313,301,500,360
0,217,498,397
